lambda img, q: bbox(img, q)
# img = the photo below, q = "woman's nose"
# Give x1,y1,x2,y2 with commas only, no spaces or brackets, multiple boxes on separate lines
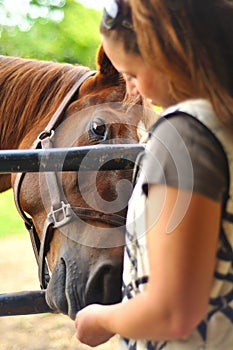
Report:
126,80,139,96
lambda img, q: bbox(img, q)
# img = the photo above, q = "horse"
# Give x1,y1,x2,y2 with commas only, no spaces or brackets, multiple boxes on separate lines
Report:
0,46,153,320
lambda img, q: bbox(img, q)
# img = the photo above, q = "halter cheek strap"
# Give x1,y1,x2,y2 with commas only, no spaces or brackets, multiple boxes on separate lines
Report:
13,70,97,289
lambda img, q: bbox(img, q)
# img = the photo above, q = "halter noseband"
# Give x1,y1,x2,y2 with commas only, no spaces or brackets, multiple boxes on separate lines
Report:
13,70,126,289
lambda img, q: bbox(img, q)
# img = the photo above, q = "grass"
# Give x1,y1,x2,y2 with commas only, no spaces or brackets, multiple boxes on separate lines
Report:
0,189,26,238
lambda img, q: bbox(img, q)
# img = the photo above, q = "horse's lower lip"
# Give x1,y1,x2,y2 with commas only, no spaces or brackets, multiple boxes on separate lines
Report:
66,287,83,320
45,285,69,317
46,288,78,320
45,258,70,317
67,305,77,320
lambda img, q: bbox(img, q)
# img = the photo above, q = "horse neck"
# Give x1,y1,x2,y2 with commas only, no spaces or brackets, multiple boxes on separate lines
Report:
0,56,90,150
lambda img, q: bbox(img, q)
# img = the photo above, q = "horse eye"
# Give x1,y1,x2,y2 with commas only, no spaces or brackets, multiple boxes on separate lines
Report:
91,118,107,138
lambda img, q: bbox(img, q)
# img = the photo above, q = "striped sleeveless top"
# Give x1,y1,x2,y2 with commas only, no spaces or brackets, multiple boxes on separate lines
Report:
120,99,233,350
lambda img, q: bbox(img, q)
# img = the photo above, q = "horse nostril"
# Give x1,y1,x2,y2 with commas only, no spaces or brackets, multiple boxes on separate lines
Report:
85,261,122,306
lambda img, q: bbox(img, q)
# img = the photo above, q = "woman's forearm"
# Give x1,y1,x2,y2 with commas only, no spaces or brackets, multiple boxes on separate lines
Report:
93,290,198,342
76,284,208,347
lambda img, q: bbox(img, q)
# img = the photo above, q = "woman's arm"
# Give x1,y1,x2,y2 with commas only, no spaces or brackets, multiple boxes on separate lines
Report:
75,185,221,346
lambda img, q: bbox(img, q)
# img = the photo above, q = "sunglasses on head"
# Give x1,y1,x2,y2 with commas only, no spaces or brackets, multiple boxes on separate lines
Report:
102,0,133,30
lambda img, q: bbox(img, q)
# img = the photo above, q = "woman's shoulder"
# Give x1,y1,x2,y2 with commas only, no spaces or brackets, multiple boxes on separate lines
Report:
149,100,217,147
145,100,229,202
163,98,213,120
149,99,230,155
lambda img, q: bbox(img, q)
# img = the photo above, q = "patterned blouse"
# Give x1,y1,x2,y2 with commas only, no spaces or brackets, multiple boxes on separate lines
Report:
120,99,233,350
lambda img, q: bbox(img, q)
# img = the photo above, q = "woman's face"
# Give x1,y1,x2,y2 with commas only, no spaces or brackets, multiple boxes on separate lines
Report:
102,36,172,108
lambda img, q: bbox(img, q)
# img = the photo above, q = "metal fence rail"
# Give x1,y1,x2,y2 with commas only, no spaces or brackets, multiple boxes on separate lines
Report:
0,291,53,316
0,144,145,174
0,144,144,316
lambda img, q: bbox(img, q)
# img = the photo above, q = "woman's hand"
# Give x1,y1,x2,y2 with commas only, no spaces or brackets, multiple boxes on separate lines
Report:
75,304,115,347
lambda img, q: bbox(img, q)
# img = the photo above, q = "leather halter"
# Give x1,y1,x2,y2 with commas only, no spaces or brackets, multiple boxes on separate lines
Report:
13,70,126,289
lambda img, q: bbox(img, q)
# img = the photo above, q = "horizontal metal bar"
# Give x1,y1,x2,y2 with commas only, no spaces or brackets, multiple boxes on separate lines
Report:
0,290,53,316
0,144,144,174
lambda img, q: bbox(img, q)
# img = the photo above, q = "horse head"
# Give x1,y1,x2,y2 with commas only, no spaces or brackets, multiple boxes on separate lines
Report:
0,46,154,319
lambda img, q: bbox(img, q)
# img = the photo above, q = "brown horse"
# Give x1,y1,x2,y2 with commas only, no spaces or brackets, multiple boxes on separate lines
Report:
0,47,153,319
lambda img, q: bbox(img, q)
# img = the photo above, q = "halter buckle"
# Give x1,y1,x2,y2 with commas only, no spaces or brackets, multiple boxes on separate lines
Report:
38,129,55,141
48,201,72,228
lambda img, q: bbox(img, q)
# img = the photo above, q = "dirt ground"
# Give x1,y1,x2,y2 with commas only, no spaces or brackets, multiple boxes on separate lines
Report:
0,236,119,350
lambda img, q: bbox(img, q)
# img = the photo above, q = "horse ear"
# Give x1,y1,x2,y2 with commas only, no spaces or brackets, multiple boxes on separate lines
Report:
96,44,119,78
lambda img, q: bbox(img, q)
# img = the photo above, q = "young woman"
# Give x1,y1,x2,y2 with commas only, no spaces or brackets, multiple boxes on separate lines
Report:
75,1,233,349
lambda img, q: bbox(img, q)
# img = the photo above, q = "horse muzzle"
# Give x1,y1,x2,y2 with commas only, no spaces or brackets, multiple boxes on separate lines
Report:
45,250,123,320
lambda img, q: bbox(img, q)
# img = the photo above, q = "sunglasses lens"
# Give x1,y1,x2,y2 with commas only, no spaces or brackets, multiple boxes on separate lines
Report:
103,0,120,29
102,0,133,31
105,1,118,18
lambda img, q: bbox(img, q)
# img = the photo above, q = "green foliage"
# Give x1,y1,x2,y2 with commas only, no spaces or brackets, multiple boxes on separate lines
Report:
0,0,102,68
0,190,26,238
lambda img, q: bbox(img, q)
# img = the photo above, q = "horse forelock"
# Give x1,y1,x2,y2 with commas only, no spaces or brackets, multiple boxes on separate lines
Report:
0,56,90,149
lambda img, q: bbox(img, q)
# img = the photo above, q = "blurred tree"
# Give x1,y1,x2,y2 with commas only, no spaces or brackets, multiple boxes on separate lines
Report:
0,0,101,68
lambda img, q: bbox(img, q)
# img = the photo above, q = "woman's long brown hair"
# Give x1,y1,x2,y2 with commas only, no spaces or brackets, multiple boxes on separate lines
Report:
132,0,233,130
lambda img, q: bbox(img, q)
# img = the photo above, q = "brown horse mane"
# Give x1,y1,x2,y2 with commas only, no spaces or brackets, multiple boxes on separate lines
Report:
0,56,90,149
